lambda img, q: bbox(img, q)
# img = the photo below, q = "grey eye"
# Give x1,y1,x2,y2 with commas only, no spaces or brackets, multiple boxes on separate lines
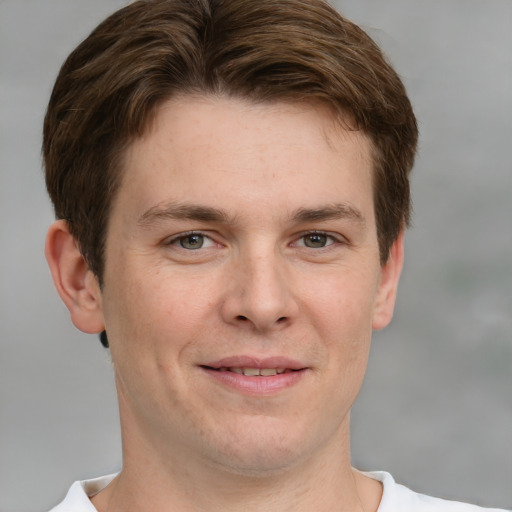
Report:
179,234,205,249
303,233,328,248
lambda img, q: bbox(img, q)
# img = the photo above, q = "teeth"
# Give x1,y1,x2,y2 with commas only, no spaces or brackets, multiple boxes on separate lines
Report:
243,368,260,376
224,367,287,376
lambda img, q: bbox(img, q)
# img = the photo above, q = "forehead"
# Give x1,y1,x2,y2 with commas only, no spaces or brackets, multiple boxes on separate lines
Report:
115,95,375,224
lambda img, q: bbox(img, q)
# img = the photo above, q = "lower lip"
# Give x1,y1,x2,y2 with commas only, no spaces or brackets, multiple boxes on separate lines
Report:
200,367,307,395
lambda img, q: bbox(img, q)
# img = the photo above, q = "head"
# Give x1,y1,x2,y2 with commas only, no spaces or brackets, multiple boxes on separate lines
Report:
43,0,417,479
44,0,417,285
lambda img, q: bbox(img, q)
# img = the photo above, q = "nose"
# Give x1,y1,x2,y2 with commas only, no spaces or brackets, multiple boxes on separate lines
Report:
220,246,299,332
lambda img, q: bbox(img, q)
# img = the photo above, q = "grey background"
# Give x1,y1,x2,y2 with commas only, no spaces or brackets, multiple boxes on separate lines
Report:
0,1,511,511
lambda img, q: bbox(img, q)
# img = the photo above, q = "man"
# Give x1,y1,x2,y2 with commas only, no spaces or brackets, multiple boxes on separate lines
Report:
42,1,508,511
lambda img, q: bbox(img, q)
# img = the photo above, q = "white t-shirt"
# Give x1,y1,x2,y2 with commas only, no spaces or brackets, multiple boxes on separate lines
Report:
49,471,510,512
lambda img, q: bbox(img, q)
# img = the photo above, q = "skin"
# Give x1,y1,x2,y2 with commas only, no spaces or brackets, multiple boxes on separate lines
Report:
46,95,404,512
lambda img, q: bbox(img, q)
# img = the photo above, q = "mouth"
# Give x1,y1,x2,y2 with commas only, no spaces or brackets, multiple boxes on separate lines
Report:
201,366,299,376
199,357,308,394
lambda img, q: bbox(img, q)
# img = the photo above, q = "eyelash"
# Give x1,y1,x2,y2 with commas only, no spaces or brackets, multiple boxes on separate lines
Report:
166,231,216,250
166,230,345,251
293,230,345,249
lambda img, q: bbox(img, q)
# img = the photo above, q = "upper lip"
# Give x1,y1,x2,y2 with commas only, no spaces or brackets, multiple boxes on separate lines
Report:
201,356,307,371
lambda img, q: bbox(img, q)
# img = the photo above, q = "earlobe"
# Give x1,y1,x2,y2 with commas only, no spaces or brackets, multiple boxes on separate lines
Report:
372,231,405,331
45,220,105,334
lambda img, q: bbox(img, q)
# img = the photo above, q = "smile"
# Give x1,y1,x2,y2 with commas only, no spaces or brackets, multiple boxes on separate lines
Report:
211,367,294,376
199,358,307,395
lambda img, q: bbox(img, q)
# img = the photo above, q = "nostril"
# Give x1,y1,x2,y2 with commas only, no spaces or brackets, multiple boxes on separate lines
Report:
236,315,249,321
277,317,287,323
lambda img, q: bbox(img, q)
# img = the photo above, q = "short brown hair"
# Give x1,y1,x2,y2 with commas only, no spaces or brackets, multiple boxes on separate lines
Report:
44,0,418,282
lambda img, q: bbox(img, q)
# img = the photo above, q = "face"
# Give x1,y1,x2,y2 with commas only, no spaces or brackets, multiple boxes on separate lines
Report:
94,96,402,475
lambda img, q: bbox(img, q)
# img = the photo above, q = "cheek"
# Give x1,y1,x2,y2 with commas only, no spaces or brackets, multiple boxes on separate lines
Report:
103,264,221,353
299,265,378,368
300,264,379,326
102,268,220,409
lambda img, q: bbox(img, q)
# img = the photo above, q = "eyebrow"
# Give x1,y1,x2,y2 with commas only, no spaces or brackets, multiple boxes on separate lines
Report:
137,202,234,227
137,201,365,228
291,203,366,227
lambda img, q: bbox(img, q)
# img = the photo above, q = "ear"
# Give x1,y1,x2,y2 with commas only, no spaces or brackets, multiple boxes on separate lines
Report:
372,231,405,330
45,220,105,334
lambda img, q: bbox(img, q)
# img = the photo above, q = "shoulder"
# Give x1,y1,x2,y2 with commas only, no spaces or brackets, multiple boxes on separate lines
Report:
365,471,510,512
49,474,117,512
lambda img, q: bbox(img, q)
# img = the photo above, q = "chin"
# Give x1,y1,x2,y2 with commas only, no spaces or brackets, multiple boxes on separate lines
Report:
201,417,326,477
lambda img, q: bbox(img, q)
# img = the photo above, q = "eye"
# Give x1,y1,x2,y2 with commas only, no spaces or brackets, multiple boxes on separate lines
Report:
297,232,337,249
303,233,329,248
179,234,205,250
169,232,215,250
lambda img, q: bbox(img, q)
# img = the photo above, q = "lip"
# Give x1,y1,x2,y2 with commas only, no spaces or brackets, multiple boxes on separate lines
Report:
199,356,308,395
